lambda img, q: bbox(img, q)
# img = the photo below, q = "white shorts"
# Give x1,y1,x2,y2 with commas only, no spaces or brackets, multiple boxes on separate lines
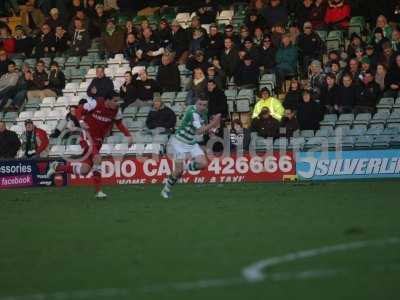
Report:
168,136,205,160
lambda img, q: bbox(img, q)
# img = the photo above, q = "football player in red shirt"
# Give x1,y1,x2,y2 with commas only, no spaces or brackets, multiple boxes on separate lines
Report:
47,94,133,198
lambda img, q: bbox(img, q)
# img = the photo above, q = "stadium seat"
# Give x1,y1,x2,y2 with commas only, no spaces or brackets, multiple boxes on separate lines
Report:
10,124,24,135
370,111,390,125
342,136,355,149
387,111,400,124
254,137,273,151
273,137,288,150
99,144,113,155
144,143,162,154
315,30,327,42
236,89,254,103
65,145,83,156
372,135,391,149
326,30,343,51
161,92,176,103
127,143,145,155
236,99,250,112
300,130,314,139
63,82,80,94
355,136,373,149
152,134,169,144
366,125,384,136
112,143,129,155
336,113,354,126
137,106,152,117
40,97,56,109
393,98,400,109
288,137,305,150
32,109,50,121
24,98,42,110
315,127,333,137
123,107,137,118
348,16,365,37
347,125,367,136
17,111,34,122
79,56,94,67
376,98,394,110
49,145,66,157
320,114,337,127
2,111,18,122
65,56,80,68
353,113,372,126
76,81,90,93
217,10,234,25
224,90,237,101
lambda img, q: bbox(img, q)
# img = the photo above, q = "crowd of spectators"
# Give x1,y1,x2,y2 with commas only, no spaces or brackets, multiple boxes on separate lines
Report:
1,0,400,158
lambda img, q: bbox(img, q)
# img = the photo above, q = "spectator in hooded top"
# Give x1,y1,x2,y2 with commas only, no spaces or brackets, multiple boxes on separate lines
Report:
206,79,228,120
234,55,260,89
0,121,21,159
54,25,69,55
242,38,260,64
261,0,288,30
101,18,125,58
157,53,181,93
124,33,140,67
221,37,240,79
336,73,357,113
354,71,381,113
223,25,240,46
49,105,81,139
22,119,49,158
283,79,303,110
297,90,322,130
324,0,351,30
258,35,277,74
252,87,285,121
275,34,299,91
297,22,325,77
69,18,90,56
384,54,400,97
87,66,114,98
145,98,176,134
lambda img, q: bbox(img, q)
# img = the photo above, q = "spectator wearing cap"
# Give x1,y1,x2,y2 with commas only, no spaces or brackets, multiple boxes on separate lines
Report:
384,54,400,97
0,121,21,159
90,4,109,39
47,8,66,31
221,37,240,79
251,107,280,139
258,35,277,74
145,98,176,134
27,60,57,101
354,71,381,114
0,61,19,111
87,66,114,98
223,25,240,46
297,90,322,130
34,23,56,58
137,28,164,66
101,18,125,58
297,22,324,78
309,0,327,29
186,50,211,74
360,56,372,75
206,24,224,59
242,38,260,64
206,79,228,119
245,9,266,35
20,1,45,35
69,18,90,56
196,0,218,24
261,0,288,30
14,25,35,57
234,55,260,89
157,53,181,93
156,19,173,50
275,34,299,91
371,27,391,55
22,119,49,158
0,27,16,56
171,20,190,65
324,0,351,30
252,87,284,121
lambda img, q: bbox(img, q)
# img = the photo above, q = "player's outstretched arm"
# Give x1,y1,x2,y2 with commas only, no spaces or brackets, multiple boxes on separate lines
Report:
195,113,221,135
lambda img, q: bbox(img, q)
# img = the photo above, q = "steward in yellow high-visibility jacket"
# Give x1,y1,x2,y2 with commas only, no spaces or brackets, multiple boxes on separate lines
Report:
252,87,285,121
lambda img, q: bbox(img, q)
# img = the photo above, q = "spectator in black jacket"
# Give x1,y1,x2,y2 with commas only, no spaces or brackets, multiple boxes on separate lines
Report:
87,66,114,98
137,27,164,66
54,26,69,55
47,8,66,31
171,20,189,64
297,90,322,130
14,26,34,57
157,54,181,92
235,55,260,89
221,37,240,79
261,0,288,30
384,54,400,97
0,121,21,159
283,79,302,110
207,62,226,90
336,73,357,113
206,24,224,59
0,50,10,77
354,71,381,113
320,73,339,114
134,69,160,104
145,98,176,133
245,10,266,35
119,71,137,111
34,23,56,58
258,35,277,74
206,79,228,119
297,22,324,77
186,50,211,73
47,62,66,96
251,108,280,138
280,109,299,138
69,18,90,56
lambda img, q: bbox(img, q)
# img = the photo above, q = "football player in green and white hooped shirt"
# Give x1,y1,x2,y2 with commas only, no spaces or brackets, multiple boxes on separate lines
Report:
161,98,221,198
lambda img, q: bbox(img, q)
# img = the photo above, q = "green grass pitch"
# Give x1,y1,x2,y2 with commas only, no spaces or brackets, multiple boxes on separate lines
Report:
1,180,400,300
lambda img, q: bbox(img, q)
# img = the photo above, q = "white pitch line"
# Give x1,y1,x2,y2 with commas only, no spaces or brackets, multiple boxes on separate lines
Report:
242,237,400,282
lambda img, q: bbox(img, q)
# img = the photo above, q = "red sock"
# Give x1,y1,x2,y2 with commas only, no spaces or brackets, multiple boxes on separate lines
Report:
56,163,74,174
93,170,102,193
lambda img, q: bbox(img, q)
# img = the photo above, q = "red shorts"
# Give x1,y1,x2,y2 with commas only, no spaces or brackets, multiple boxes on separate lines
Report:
79,138,102,167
